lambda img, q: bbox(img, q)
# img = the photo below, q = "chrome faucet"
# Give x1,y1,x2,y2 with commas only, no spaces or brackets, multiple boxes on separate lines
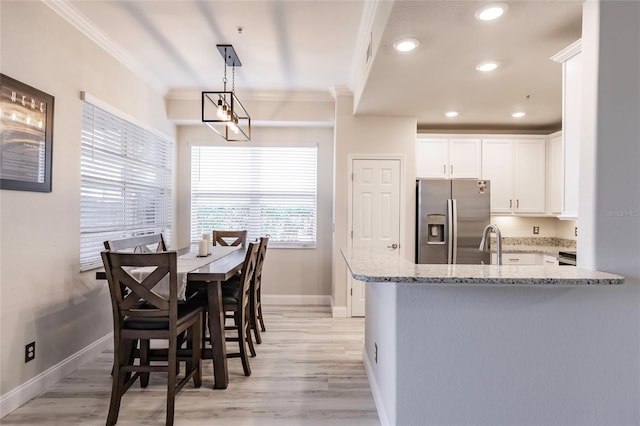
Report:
479,224,502,265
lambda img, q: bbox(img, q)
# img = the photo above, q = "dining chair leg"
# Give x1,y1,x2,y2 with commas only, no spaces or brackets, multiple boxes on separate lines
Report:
236,312,251,376
189,315,202,388
107,339,126,426
139,339,150,388
257,303,266,332
166,336,177,426
246,320,256,358
249,298,262,344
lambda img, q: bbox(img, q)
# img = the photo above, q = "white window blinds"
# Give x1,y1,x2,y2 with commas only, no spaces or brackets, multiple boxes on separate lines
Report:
191,145,317,248
80,101,173,271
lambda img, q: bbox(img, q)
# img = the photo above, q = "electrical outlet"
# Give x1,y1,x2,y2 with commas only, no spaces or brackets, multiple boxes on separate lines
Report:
533,226,539,235
374,342,378,364
25,341,35,363
575,226,578,237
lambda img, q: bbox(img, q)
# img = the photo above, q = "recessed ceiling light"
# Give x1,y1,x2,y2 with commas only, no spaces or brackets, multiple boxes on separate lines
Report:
393,38,420,52
445,111,459,118
475,3,508,21
475,61,500,72
512,112,526,118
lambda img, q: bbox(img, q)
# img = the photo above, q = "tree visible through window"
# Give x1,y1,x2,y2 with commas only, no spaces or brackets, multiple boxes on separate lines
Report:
191,145,317,248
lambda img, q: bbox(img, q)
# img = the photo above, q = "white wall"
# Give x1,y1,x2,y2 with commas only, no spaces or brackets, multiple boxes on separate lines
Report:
0,0,173,403
175,125,334,298
332,92,417,313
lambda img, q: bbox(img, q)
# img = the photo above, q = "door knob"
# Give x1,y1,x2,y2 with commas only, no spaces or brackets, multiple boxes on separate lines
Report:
387,243,399,249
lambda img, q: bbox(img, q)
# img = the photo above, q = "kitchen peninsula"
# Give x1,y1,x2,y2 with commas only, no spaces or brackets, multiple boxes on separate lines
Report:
342,248,627,426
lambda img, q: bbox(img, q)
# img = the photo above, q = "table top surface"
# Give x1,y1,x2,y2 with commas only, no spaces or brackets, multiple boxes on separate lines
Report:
96,244,245,282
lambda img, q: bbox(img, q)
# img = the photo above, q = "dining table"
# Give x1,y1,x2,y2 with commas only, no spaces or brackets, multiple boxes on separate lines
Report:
97,244,246,389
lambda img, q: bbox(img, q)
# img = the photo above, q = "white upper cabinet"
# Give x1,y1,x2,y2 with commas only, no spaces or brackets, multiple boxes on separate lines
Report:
416,137,481,178
482,140,514,213
547,133,563,215
514,140,546,213
552,40,581,220
416,138,449,178
482,139,546,214
448,139,482,178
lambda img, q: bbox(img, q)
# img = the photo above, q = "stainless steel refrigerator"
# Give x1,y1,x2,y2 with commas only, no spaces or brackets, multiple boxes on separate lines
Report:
416,179,491,264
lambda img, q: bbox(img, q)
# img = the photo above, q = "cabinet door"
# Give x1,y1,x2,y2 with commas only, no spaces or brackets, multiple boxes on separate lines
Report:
482,140,514,214
449,139,481,178
416,138,448,178
548,134,563,214
561,52,582,219
514,140,546,213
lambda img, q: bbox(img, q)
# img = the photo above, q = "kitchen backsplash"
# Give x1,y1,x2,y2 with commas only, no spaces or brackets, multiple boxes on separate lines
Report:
500,236,576,248
490,216,577,241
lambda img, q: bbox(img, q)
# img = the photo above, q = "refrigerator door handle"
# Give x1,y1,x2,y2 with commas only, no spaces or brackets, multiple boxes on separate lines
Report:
452,199,458,264
447,199,454,264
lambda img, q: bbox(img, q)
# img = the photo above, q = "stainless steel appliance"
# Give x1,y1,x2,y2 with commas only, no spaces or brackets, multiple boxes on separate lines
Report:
416,179,491,264
558,250,577,266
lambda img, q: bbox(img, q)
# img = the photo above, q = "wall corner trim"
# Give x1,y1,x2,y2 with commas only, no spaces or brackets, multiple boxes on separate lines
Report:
0,333,112,419
363,348,390,426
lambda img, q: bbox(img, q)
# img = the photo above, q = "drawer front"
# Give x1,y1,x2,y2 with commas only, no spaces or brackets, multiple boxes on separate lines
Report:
492,253,538,265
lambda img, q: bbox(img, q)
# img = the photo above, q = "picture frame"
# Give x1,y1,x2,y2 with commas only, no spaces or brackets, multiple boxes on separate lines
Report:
0,74,54,192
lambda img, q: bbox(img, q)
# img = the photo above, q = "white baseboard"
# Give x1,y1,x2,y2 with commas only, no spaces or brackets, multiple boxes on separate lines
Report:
261,294,330,306
363,347,391,426
0,333,112,419
332,305,348,318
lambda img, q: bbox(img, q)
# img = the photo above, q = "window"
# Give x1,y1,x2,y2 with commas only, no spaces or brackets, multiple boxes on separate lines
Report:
191,145,317,248
80,100,173,271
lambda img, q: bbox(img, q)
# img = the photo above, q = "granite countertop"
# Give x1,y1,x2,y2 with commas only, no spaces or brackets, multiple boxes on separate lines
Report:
341,248,624,286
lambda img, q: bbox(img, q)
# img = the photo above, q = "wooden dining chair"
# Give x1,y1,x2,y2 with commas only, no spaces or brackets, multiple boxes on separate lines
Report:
250,237,269,343
104,233,167,252
101,250,202,426
221,241,259,376
223,237,269,344
212,230,247,248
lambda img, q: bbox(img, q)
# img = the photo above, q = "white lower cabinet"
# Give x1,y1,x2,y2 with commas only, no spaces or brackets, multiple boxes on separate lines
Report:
482,139,546,214
492,253,558,265
493,253,538,265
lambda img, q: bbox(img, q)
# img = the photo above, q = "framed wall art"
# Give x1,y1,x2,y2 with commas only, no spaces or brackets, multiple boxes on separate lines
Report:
0,74,54,192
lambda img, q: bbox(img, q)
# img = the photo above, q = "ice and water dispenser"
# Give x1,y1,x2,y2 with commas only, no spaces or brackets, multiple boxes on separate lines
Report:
426,214,445,244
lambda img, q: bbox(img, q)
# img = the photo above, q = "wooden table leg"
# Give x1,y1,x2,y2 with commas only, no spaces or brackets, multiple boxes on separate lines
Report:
207,280,228,389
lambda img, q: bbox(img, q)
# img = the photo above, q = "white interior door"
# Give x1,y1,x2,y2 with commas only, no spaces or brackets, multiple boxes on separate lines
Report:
350,158,401,317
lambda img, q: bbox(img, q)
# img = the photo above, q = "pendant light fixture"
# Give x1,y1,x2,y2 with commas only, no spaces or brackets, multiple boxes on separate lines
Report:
202,44,251,141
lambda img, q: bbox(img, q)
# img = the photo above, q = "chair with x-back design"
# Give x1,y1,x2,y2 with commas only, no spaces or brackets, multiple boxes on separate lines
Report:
101,250,202,426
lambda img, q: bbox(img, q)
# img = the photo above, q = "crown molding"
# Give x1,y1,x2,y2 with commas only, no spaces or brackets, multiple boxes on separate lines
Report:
551,39,582,63
42,0,167,94
329,85,352,99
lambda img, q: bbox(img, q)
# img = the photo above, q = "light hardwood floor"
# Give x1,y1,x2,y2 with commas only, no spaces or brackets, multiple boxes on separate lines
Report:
0,305,379,426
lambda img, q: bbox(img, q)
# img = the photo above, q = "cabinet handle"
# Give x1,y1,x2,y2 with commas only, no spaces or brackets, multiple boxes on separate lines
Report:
509,258,520,262
545,260,554,264
516,199,520,208
450,164,453,174
443,164,446,174
509,199,512,208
